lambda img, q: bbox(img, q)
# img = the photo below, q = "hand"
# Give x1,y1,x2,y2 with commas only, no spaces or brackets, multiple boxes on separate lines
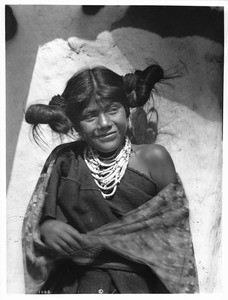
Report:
40,219,85,255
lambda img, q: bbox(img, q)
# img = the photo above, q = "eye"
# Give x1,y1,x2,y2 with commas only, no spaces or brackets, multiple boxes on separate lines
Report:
106,104,120,114
81,112,98,121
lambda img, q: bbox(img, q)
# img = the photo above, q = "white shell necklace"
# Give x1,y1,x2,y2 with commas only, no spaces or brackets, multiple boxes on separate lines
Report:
84,136,132,199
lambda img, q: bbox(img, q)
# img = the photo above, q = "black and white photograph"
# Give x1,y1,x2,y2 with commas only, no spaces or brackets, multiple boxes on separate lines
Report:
4,0,225,295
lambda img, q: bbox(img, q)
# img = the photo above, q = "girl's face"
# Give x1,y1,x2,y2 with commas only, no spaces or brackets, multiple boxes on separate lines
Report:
78,98,129,153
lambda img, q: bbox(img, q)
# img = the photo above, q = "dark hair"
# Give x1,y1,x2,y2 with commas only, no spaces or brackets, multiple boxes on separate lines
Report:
25,65,164,142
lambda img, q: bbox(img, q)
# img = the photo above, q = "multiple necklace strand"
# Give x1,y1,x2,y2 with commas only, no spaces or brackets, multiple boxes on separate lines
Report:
84,136,132,199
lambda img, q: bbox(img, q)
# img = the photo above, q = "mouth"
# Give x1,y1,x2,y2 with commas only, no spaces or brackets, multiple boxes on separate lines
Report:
96,132,117,139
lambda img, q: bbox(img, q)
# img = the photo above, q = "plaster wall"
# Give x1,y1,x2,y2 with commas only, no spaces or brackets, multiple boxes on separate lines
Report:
6,5,223,293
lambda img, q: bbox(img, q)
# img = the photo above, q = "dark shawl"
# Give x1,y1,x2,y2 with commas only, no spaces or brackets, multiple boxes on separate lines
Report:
22,142,199,294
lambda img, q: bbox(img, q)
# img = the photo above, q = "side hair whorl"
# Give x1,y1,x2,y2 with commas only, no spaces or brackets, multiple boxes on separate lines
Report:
123,65,164,107
25,103,72,134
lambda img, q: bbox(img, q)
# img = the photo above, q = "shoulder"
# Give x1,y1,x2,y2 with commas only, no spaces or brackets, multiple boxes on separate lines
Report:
44,140,86,174
49,140,85,160
133,143,176,192
134,143,172,166
140,144,171,162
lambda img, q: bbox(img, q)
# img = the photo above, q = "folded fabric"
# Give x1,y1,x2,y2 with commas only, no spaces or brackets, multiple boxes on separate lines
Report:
22,143,199,294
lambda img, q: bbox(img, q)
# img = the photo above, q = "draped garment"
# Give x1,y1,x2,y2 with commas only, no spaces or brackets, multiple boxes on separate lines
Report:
22,141,199,294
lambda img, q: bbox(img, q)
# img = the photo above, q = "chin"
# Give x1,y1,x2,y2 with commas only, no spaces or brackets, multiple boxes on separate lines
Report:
96,144,118,153
93,140,121,153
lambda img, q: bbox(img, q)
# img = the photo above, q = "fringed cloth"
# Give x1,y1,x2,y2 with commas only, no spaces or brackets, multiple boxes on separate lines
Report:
22,143,199,294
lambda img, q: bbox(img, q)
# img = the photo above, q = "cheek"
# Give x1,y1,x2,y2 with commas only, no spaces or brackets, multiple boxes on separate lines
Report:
78,122,92,138
118,111,129,130
114,118,129,137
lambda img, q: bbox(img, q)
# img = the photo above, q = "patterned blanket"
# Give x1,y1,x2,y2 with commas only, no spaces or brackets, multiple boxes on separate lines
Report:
22,143,199,294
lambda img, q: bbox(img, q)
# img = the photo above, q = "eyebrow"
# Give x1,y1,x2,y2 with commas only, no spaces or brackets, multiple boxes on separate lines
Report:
82,102,120,114
81,108,98,115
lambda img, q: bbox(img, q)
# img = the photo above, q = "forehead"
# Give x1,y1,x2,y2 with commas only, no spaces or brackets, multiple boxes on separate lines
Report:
82,98,117,112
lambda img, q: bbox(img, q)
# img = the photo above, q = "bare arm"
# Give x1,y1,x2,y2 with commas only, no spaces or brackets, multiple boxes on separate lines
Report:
144,144,176,192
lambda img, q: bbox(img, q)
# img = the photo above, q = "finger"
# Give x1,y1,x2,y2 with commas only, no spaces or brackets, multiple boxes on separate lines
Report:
54,239,74,255
64,224,84,241
61,234,82,250
52,243,69,256
56,223,90,248
53,226,82,246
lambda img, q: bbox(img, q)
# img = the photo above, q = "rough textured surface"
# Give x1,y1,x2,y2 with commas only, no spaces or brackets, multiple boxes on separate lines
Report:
6,6,223,293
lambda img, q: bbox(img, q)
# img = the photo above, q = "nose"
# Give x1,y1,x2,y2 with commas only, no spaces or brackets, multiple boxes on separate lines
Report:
97,112,112,129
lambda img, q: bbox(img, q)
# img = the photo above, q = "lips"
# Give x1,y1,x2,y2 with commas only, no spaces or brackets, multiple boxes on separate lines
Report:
96,132,117,140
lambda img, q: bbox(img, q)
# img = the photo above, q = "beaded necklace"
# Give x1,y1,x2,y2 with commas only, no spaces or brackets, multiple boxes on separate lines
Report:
84,136,132,199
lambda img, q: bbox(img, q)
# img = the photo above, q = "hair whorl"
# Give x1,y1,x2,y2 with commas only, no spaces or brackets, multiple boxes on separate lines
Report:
25,104,72,135
123,64,164,107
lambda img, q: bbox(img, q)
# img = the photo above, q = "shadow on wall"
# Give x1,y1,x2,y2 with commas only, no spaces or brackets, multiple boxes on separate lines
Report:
81,6,223,43
5,5,17,41
6,5,224,188
111,6,224,44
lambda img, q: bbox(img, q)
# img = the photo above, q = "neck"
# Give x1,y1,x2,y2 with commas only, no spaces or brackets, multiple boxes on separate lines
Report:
97,148,119,159
94,137,126,159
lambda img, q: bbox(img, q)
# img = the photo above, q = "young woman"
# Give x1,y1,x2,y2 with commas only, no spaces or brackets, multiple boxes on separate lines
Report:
22,65,199,294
